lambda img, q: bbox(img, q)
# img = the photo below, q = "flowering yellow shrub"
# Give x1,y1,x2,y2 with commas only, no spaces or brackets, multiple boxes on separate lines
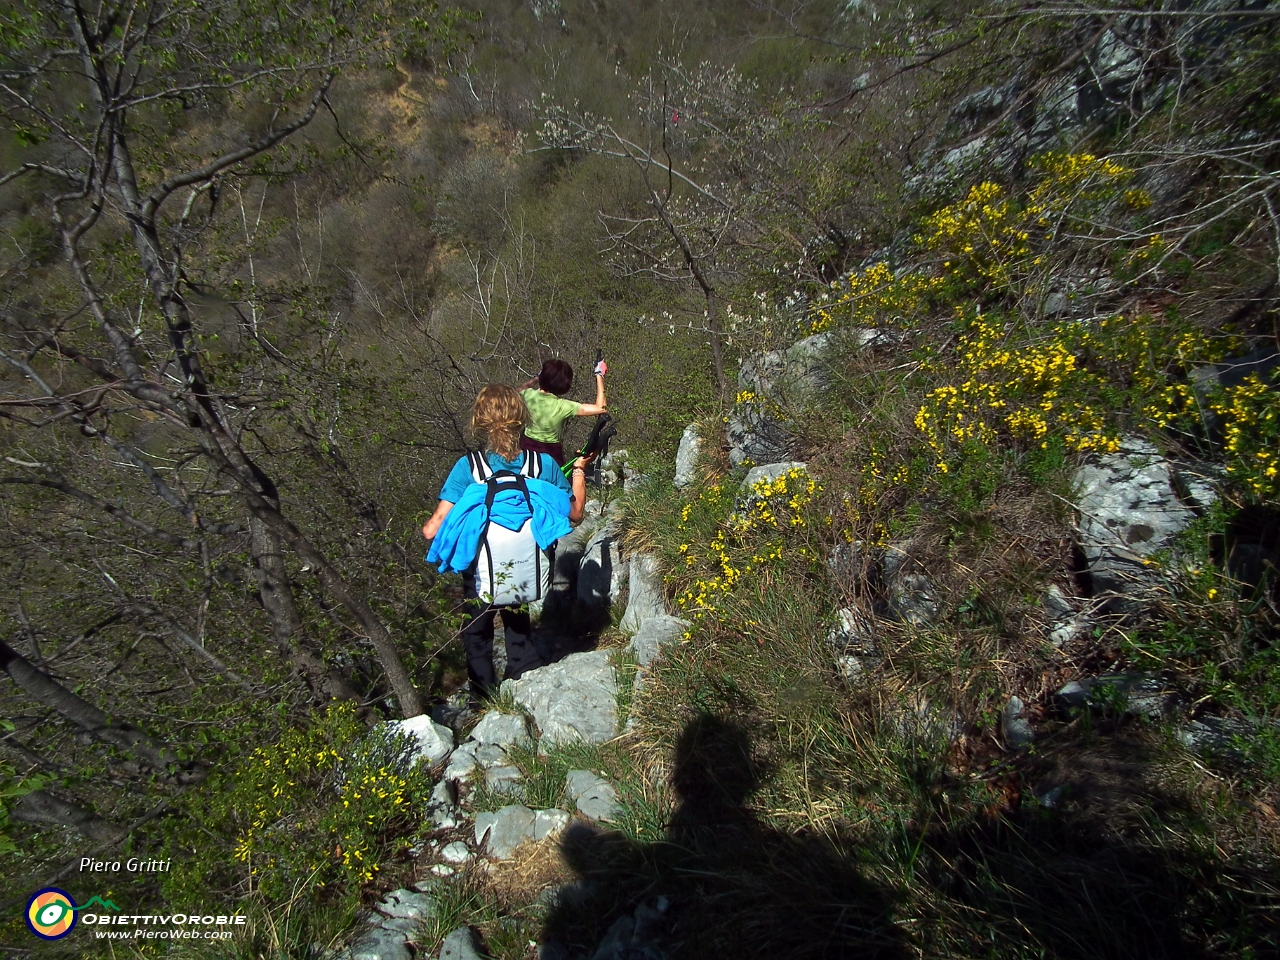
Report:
909,307,1252,470
919,153,1132,290
674,468,821,628
919,181,1030,286
1211,373,1280,498
810,261,945,334
165,703,433,904
810,153,1136,339
802,153,1276,500
913,311,1121,463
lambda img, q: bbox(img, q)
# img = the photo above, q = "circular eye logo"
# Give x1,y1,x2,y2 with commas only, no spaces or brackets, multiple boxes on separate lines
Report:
26,888,78,940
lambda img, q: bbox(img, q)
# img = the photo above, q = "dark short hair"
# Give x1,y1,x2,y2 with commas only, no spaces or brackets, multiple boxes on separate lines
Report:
539,358,574,396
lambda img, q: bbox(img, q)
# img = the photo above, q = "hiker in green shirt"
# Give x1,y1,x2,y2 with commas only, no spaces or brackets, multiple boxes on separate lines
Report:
518,358,608,465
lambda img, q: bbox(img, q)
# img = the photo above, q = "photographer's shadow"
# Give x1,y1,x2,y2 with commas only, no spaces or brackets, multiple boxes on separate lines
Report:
541,714,908,960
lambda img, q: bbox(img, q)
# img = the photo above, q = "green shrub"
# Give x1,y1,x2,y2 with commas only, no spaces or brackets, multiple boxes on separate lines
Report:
162,703,434,906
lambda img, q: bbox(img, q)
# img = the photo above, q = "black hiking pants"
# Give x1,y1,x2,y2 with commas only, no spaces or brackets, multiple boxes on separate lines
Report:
460,570,544,698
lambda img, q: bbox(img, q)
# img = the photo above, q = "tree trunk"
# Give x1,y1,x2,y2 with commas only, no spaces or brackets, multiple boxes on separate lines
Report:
56,7,422,717
705,289,726,396
13,790,117,841
248,517,362,706
0,638,180,775
246,497,424,716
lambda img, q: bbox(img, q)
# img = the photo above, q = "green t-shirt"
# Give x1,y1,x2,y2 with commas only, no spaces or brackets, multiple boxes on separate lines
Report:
521,388,581,443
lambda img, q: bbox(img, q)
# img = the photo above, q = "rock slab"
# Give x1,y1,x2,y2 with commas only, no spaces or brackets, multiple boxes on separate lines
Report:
439,926,485,960
566,770,620,822
674,424,702,489
620,554,666,634
378,715,455,767
504,650,618,745
469,711,531,751
475,804,537,860
1073,437,1195,612
741,461,807,492
628,615,690,668
578,521,627,608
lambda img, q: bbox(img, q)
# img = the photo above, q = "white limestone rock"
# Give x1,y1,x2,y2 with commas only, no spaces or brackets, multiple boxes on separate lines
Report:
378,715,454,768
503,650,618,746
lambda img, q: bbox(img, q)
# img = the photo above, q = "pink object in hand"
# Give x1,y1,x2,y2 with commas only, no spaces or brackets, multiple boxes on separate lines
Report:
594,360,608,377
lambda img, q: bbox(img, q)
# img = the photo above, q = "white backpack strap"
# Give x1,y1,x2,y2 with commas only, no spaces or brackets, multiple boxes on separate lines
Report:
468,451,491,482
520,451,542,479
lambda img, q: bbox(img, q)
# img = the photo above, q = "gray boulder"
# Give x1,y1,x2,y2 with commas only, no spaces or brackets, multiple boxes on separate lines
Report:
376,715,454,768
337,889,438,960
443,743,478,782
472,742,509,767
578,521,627,608
1002,696,1035,750
620,554,667,634
727,405,792,470
533,807,573,840
728,335,836,469
1047,615,1091,648
628,615,689,668
475,804,537,860
1177,715,1274,760
469,711,532,751
439,841,470,864
503,650,618,745
484,764,523,793
739,332,834,402
427,780,459,829
376,889,435,922
1171,464,1220,511
1042,585,1091,647
1055,673,1180,718
566,770,620,822
883,545,941,626
439,926,485,960
598,449,636,487
545,508,609,616
344,928,413,960
674,424,702,489
741,461,808,493
1073,437,1195,612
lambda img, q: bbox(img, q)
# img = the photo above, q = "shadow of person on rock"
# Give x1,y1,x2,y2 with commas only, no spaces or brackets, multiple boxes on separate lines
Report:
541,714,909,960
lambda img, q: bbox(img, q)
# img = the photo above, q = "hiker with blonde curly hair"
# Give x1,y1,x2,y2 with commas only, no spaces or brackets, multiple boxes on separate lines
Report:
423,384,593,701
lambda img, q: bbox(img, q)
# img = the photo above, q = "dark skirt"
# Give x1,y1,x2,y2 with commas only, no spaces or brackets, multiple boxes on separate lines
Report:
520,433,565,466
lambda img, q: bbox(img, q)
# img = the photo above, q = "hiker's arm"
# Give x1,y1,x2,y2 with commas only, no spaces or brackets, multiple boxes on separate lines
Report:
576,370,607,416
422,500,454,540
568,456,594,522
519,376,539,390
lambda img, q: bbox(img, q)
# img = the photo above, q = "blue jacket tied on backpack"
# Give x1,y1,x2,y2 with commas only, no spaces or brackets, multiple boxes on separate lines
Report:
427,476,571,574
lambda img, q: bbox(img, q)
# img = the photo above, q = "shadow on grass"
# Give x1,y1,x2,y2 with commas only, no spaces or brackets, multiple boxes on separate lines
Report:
541,714,908,959
543,717,1279,959
910,730,1280,960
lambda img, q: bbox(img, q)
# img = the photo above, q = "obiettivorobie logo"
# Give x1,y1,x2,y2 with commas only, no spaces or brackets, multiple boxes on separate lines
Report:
25,889,119,940
25,887,247,942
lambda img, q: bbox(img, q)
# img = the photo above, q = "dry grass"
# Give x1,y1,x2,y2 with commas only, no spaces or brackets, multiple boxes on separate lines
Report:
487,836,575,903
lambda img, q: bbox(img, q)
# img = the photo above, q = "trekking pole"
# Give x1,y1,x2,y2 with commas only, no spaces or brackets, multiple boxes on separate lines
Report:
559,413,617,476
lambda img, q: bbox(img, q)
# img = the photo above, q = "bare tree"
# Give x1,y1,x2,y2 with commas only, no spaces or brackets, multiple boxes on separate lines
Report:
0,0,462,719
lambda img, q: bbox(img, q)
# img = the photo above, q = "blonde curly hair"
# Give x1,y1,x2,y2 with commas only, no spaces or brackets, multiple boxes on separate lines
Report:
470,384,528,461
